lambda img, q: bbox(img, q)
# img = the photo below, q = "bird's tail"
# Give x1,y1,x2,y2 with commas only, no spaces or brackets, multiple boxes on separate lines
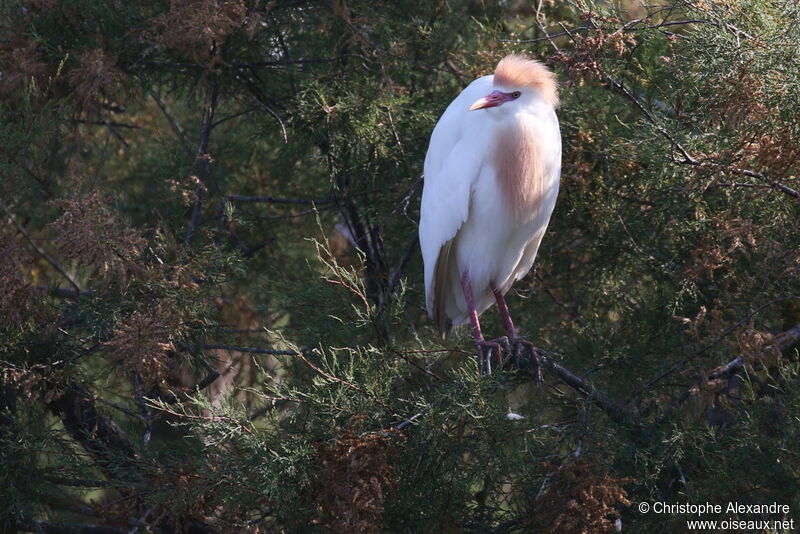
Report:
433,238,455,338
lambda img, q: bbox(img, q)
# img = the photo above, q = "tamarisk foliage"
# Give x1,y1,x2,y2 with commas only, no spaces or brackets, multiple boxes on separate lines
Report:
1,1,799,532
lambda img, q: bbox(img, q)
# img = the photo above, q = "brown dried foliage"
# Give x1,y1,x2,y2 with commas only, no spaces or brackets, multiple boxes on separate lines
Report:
148,459,219,529
675,302,725,347
734,328,782,369
684,218,756,282
714,70,770,131
49,188,145,283
0,36,51,98
142,0,260,67
706,67,800,178
684,324,783,425
66,48,125,109
0,233,36,329
104,305,180,387
554,13,636,84
167,175,207,207
1,361,65,403
311,420,398,534
92,458,220,532
561,130,597,191
748,125,800,177
535,456,631,534
676,300,788,424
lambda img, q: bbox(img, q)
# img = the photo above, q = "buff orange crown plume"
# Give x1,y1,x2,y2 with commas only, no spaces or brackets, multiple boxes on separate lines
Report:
494,54,559,108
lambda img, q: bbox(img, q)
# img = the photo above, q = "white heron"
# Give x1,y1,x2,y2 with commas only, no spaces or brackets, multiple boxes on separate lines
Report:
419,54,561,374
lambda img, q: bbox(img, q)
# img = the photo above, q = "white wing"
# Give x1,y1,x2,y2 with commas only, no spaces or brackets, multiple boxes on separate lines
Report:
419,75,494,332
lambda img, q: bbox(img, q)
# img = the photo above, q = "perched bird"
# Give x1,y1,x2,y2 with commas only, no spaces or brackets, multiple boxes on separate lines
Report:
419,54,561,373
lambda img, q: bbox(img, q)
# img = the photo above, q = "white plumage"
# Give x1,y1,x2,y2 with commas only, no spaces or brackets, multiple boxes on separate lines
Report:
419,55,561,339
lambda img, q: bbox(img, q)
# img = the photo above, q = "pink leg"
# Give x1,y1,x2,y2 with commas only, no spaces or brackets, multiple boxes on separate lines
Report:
492,287,517,339
461,271,484,345
460,271,501,374
493,286,540,384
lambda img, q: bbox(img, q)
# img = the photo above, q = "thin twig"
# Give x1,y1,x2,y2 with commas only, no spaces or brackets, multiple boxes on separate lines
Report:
225,194,334,206
148,89,193,157
295,348,392,410
629,298,800,406
247,94,288,142
70,119,141,129
17,519,125,534
3,204,81,292
185,78,220,247
501,19,718,44
389,233,419,295
153,404,255,435
132,374,153,447
535,0,560,52
606,76,799,200
391,348,446,382
201,344,302,356
211,107,257,128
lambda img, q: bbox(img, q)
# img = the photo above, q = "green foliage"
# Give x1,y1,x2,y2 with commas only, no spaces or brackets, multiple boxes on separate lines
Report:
1,0,799,532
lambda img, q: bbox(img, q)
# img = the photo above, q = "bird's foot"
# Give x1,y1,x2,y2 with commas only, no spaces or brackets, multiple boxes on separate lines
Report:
476,337,509,375
510,338,542,386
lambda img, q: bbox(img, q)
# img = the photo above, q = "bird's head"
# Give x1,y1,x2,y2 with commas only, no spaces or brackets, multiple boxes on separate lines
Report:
469,54,559,112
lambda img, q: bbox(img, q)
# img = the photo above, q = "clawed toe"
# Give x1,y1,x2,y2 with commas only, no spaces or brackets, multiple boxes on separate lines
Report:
511,338,541,386
476,338,505,375
474,336,541,383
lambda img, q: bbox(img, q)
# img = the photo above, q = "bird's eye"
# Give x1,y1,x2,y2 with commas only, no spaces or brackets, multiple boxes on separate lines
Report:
511,91,521,99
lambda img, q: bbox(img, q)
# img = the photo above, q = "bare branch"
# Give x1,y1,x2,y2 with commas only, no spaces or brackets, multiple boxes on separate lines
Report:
534,349,630,428
201,344,300,356
295,347,392,410
3,204,81,293
225,194,334,206
636,297,800,398
195,357,221,391
148,89,193,157
700,163,800,199
47,385,138,475
774,323,800,352
605,76,799,200
18,520,124,534
501,19,722,44
151,403,255,435
388,232,418,295
655,322,800,426
70,118,141,129
247,94,288,143
185,78,220,247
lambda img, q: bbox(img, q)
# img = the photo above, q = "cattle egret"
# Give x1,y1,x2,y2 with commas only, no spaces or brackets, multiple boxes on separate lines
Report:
419,54,561,374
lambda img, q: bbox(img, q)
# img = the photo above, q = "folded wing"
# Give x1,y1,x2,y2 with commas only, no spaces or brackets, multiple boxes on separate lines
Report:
419,76,493,333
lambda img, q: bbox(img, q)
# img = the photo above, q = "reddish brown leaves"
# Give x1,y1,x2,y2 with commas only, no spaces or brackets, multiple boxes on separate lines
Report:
49,187,145,283
311,420,399,534
0,233,36,329
142,0,260,67
684,218,757,282
103,307,178,387
536,456,631,534
66,48,125,108
553,13,636,85
0,37,51,98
